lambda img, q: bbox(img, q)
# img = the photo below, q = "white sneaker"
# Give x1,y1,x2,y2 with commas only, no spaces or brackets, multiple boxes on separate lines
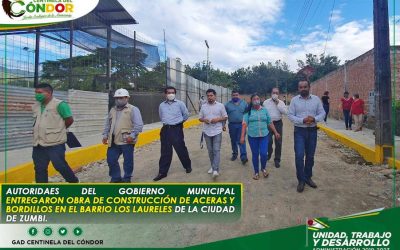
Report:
212,171,219,178
207,168,213,174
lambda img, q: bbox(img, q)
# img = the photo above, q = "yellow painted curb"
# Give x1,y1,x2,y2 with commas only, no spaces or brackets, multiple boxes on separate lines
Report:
0,118,201,183
318,124,400,169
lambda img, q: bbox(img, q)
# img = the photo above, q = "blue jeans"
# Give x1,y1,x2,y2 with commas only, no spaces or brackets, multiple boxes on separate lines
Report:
32,144,79,183
228,122,247,160
343,110,352,129
248,136,268,174
323,104,329,122
107,144,135,182
294,127,317,182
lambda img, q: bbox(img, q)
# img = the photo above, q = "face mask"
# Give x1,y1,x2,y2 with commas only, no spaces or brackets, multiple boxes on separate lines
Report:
252,100,260,106
300,90,309,97
232,97,240,102
272,94,278,100
35,93,46,103
167,94,175,101
115,99,128,107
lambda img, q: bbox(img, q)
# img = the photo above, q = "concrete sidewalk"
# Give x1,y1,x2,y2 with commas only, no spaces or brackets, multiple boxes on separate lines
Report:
0,121,165,172
321,118,400,161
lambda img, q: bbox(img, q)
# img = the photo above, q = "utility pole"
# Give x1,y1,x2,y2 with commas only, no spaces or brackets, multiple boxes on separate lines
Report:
68,21,73,89
164,29,168,87
373,0,393,162
205,40,209,84
133,30,137,80
34,29,40,88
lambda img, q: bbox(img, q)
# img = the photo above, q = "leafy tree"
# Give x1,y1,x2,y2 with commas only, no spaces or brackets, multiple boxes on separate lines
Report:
185,61,232,87
297,53,341,82
40,47,148,91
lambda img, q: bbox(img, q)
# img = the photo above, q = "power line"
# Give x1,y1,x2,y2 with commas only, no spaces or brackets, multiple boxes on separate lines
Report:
296,0,314,34
323,0,336,56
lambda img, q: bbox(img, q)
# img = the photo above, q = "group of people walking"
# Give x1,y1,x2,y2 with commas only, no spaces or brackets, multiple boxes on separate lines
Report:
31,80,365,193
195,79,326,193
322,90,366,132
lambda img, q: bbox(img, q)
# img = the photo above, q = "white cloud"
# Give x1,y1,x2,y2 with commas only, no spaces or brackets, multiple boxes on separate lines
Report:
118,0,284,71
118,0,400,73
331,10,343,24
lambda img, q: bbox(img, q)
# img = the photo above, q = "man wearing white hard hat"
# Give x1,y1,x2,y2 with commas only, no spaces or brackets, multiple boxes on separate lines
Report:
102,88,143,183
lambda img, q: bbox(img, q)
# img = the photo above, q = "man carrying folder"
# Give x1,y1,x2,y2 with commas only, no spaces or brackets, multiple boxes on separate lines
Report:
32,83,79,183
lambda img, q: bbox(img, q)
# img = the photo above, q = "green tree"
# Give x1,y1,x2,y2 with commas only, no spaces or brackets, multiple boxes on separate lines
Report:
297,53,341,82
185,61,232,87
40,47,148,91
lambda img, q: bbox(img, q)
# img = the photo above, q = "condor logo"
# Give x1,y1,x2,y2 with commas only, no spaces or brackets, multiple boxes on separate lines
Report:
2,0,74,19
0,0,98,29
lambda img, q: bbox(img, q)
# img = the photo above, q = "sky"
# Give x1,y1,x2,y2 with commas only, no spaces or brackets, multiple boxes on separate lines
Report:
117,0,400,73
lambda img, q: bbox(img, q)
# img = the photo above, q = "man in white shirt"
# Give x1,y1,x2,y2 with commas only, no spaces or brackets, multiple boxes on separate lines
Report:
263,87,287,168
199,89,228,178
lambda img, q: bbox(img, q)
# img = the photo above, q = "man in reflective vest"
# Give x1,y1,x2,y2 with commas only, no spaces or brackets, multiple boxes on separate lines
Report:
102,88,143,183
32,83,79,183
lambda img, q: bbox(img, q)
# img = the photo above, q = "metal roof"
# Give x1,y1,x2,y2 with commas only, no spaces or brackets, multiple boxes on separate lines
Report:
90,0,138,26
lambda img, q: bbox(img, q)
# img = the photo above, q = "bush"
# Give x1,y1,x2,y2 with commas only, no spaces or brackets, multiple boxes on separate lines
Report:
396,100,400,110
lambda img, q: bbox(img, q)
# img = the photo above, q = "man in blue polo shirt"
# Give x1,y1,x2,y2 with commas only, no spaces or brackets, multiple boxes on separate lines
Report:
153,86,192,181
225,90,248,164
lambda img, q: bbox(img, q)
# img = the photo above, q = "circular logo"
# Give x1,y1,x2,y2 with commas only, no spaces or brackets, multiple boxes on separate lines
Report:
43,227,53,236
58,227,68,236
28,227,38,236
307,219,314,226
73,227,83,236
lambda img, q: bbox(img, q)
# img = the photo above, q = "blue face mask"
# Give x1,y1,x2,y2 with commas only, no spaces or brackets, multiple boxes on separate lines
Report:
232,97,240,102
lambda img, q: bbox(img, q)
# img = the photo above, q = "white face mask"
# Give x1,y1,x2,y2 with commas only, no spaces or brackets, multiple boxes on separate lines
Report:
167,93,175,101
272,94,279,100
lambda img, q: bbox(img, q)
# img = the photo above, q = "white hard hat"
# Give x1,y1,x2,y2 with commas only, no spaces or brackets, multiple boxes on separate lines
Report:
114,88,130,97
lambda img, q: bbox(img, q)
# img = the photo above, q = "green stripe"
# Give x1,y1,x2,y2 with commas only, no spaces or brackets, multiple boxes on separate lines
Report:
3,35,8,183
0,22,54,30
391,0,397,208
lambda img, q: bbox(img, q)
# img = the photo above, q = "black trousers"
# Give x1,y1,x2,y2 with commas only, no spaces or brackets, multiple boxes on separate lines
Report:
158,124,191,175
268,120,283,163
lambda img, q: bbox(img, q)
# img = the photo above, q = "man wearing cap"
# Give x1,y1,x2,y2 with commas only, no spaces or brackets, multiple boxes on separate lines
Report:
102,88,144,183
153,86,192,181
32,83,79,183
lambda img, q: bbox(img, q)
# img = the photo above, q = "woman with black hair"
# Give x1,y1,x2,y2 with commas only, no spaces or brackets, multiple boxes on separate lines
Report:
321,91,330,123
240,93,281,180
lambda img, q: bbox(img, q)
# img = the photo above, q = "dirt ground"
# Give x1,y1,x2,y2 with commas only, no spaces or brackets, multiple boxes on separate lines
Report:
50,118,399,248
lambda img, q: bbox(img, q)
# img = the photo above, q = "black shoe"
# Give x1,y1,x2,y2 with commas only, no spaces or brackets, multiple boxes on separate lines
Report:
109,179,123,183
241,159,248,165
122,179,131,183
230,156,237,161
153,174,167,181
297,182,305,193
274,161,280,168
305,179,317,188
186,167,192,173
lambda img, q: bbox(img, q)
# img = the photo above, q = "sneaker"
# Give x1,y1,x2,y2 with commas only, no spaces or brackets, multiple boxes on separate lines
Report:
207,168,213,174
212,171,219,178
